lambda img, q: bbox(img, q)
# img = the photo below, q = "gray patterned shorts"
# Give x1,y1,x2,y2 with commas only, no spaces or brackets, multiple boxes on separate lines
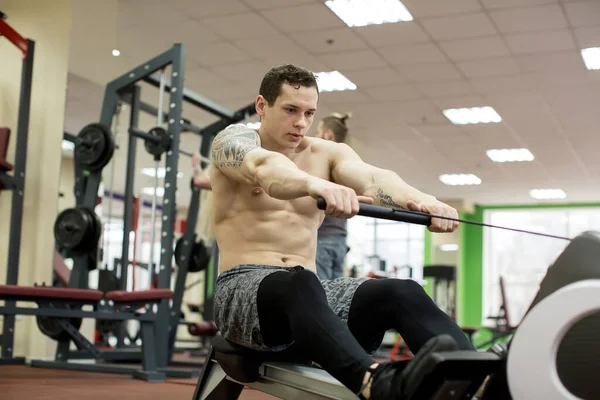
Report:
213,264,372,353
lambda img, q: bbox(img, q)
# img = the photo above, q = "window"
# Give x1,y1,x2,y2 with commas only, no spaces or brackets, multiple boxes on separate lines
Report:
347,216,425,281
482,207,600,326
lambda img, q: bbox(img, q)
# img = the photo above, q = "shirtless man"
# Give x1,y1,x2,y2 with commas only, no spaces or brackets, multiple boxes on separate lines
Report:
209,64,475,400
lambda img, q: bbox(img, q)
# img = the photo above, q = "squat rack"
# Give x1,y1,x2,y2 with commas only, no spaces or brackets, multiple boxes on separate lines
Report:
0,11,35,364
37,43,256,376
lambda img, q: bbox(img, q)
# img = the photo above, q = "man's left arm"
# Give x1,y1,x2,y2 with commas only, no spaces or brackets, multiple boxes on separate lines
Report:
329,143,458,232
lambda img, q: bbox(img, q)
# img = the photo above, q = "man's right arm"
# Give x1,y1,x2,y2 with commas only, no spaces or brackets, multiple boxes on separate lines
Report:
211,124,314,200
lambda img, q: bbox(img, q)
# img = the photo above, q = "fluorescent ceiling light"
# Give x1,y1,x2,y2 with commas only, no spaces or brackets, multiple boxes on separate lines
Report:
112,49,120,57
315,71,357,92
247,122,261,130
439,244,459,252
443,106,502,125
325,0,413,27
61,140,75,153
581,47,600,70
529,189,566,200
141,167,183,178
142,187,164,197
486,148,534,163
439,174,482,186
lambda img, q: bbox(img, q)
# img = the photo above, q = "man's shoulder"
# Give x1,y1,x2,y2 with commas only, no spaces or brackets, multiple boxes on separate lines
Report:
306,136,344,152
217,123,259,137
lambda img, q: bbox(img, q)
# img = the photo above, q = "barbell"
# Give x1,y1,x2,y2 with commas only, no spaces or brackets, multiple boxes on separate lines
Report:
129,126,211,164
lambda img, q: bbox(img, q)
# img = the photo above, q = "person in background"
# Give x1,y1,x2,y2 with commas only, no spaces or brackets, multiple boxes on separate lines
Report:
314,113,352,280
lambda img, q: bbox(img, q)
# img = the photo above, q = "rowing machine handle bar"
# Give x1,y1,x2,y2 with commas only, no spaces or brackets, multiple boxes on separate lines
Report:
316,197,432,226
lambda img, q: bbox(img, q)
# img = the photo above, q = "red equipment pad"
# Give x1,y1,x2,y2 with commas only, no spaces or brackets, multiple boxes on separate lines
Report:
0,285,103,301
104,289,173,303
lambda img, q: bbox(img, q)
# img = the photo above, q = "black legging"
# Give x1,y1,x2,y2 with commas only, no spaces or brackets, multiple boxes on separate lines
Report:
256,268,474,393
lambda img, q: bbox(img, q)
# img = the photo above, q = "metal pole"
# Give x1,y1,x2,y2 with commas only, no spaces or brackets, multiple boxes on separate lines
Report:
1,38,34,361
148,69,165,285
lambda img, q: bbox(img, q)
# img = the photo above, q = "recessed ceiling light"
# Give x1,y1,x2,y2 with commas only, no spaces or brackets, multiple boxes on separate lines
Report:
580,47,600,70
529,189,566,200
315,71,357,92
325,0,413,27
443,106,502,125
439,244,459,252
486,148,534,163
247,122,261,129
142,187,164,197
141,167,183,179
439,174,482,186
112,49,121,57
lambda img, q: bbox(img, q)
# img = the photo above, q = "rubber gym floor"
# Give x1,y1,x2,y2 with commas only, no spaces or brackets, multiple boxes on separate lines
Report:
1,354,278,400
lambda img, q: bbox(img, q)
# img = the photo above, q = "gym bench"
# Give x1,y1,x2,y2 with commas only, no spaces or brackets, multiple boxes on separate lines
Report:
192,334,501,400
0,284,173,382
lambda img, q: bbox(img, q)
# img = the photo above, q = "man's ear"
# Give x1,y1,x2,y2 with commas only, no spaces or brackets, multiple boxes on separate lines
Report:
256,95,267,117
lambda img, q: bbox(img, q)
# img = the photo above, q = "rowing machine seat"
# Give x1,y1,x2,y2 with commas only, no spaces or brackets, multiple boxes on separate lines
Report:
211,333,311,383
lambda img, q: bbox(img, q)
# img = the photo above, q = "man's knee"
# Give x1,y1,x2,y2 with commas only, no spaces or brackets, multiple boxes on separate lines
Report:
375,278,431,303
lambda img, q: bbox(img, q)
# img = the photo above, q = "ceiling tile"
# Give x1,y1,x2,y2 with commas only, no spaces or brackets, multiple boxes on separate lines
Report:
440,36,511,61
393,99,449,125
481,0,558,9
417,80,477,98
210,61,271,83
265,54,331,72
291,28,369,54
489,4,568,34
564,1,600,28
261,3,345,33
343,68,409,87
364,84,424,101
421,13,497,41
202,13,280,40
185,67,232,87
573,26,600,48
432,95,488,110
234,36,310,60
243,0,316,10
167,0,250,18
516,50,585,73
470,74,539,94
191,42,254,66
319,49,388,71
505,29,576,54
319,90,373,105
401,0,482,18
118,0,189,25
378,43,447,65
354,22,430,48
457,57,521,78
398,63,463,83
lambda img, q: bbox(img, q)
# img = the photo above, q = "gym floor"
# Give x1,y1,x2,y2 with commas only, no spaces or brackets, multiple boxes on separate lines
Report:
1,357,278,400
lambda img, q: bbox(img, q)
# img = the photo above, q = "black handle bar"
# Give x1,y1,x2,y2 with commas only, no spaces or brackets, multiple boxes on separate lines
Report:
316,197,431,226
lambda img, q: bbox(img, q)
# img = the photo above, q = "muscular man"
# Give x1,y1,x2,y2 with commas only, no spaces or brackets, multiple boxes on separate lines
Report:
209,64,475,400
314,113,352,280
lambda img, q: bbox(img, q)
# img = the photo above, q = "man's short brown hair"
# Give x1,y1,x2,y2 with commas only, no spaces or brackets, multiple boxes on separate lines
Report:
259,64,319,105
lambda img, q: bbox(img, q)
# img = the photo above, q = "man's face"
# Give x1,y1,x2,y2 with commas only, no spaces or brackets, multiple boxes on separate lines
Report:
257,83,318,149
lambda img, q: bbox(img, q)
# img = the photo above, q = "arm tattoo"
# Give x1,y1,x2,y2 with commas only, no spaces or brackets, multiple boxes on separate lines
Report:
211,127,260,169
376,188,403,208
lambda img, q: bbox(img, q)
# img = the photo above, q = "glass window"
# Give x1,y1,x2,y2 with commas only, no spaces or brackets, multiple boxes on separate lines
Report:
347,216,425,280
482,207,600,326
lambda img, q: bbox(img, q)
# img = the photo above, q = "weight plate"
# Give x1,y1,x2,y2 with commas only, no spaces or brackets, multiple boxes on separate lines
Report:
144,126,171,157
36,305,83,342
54,208,89,251
75,123,114,171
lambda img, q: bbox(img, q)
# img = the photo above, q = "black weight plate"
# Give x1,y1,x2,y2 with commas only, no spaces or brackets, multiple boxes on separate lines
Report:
93,126,116,172
144,126,171,157
189,240,211,273
36,305,83,342
54,208,89,251
75,123,112,170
